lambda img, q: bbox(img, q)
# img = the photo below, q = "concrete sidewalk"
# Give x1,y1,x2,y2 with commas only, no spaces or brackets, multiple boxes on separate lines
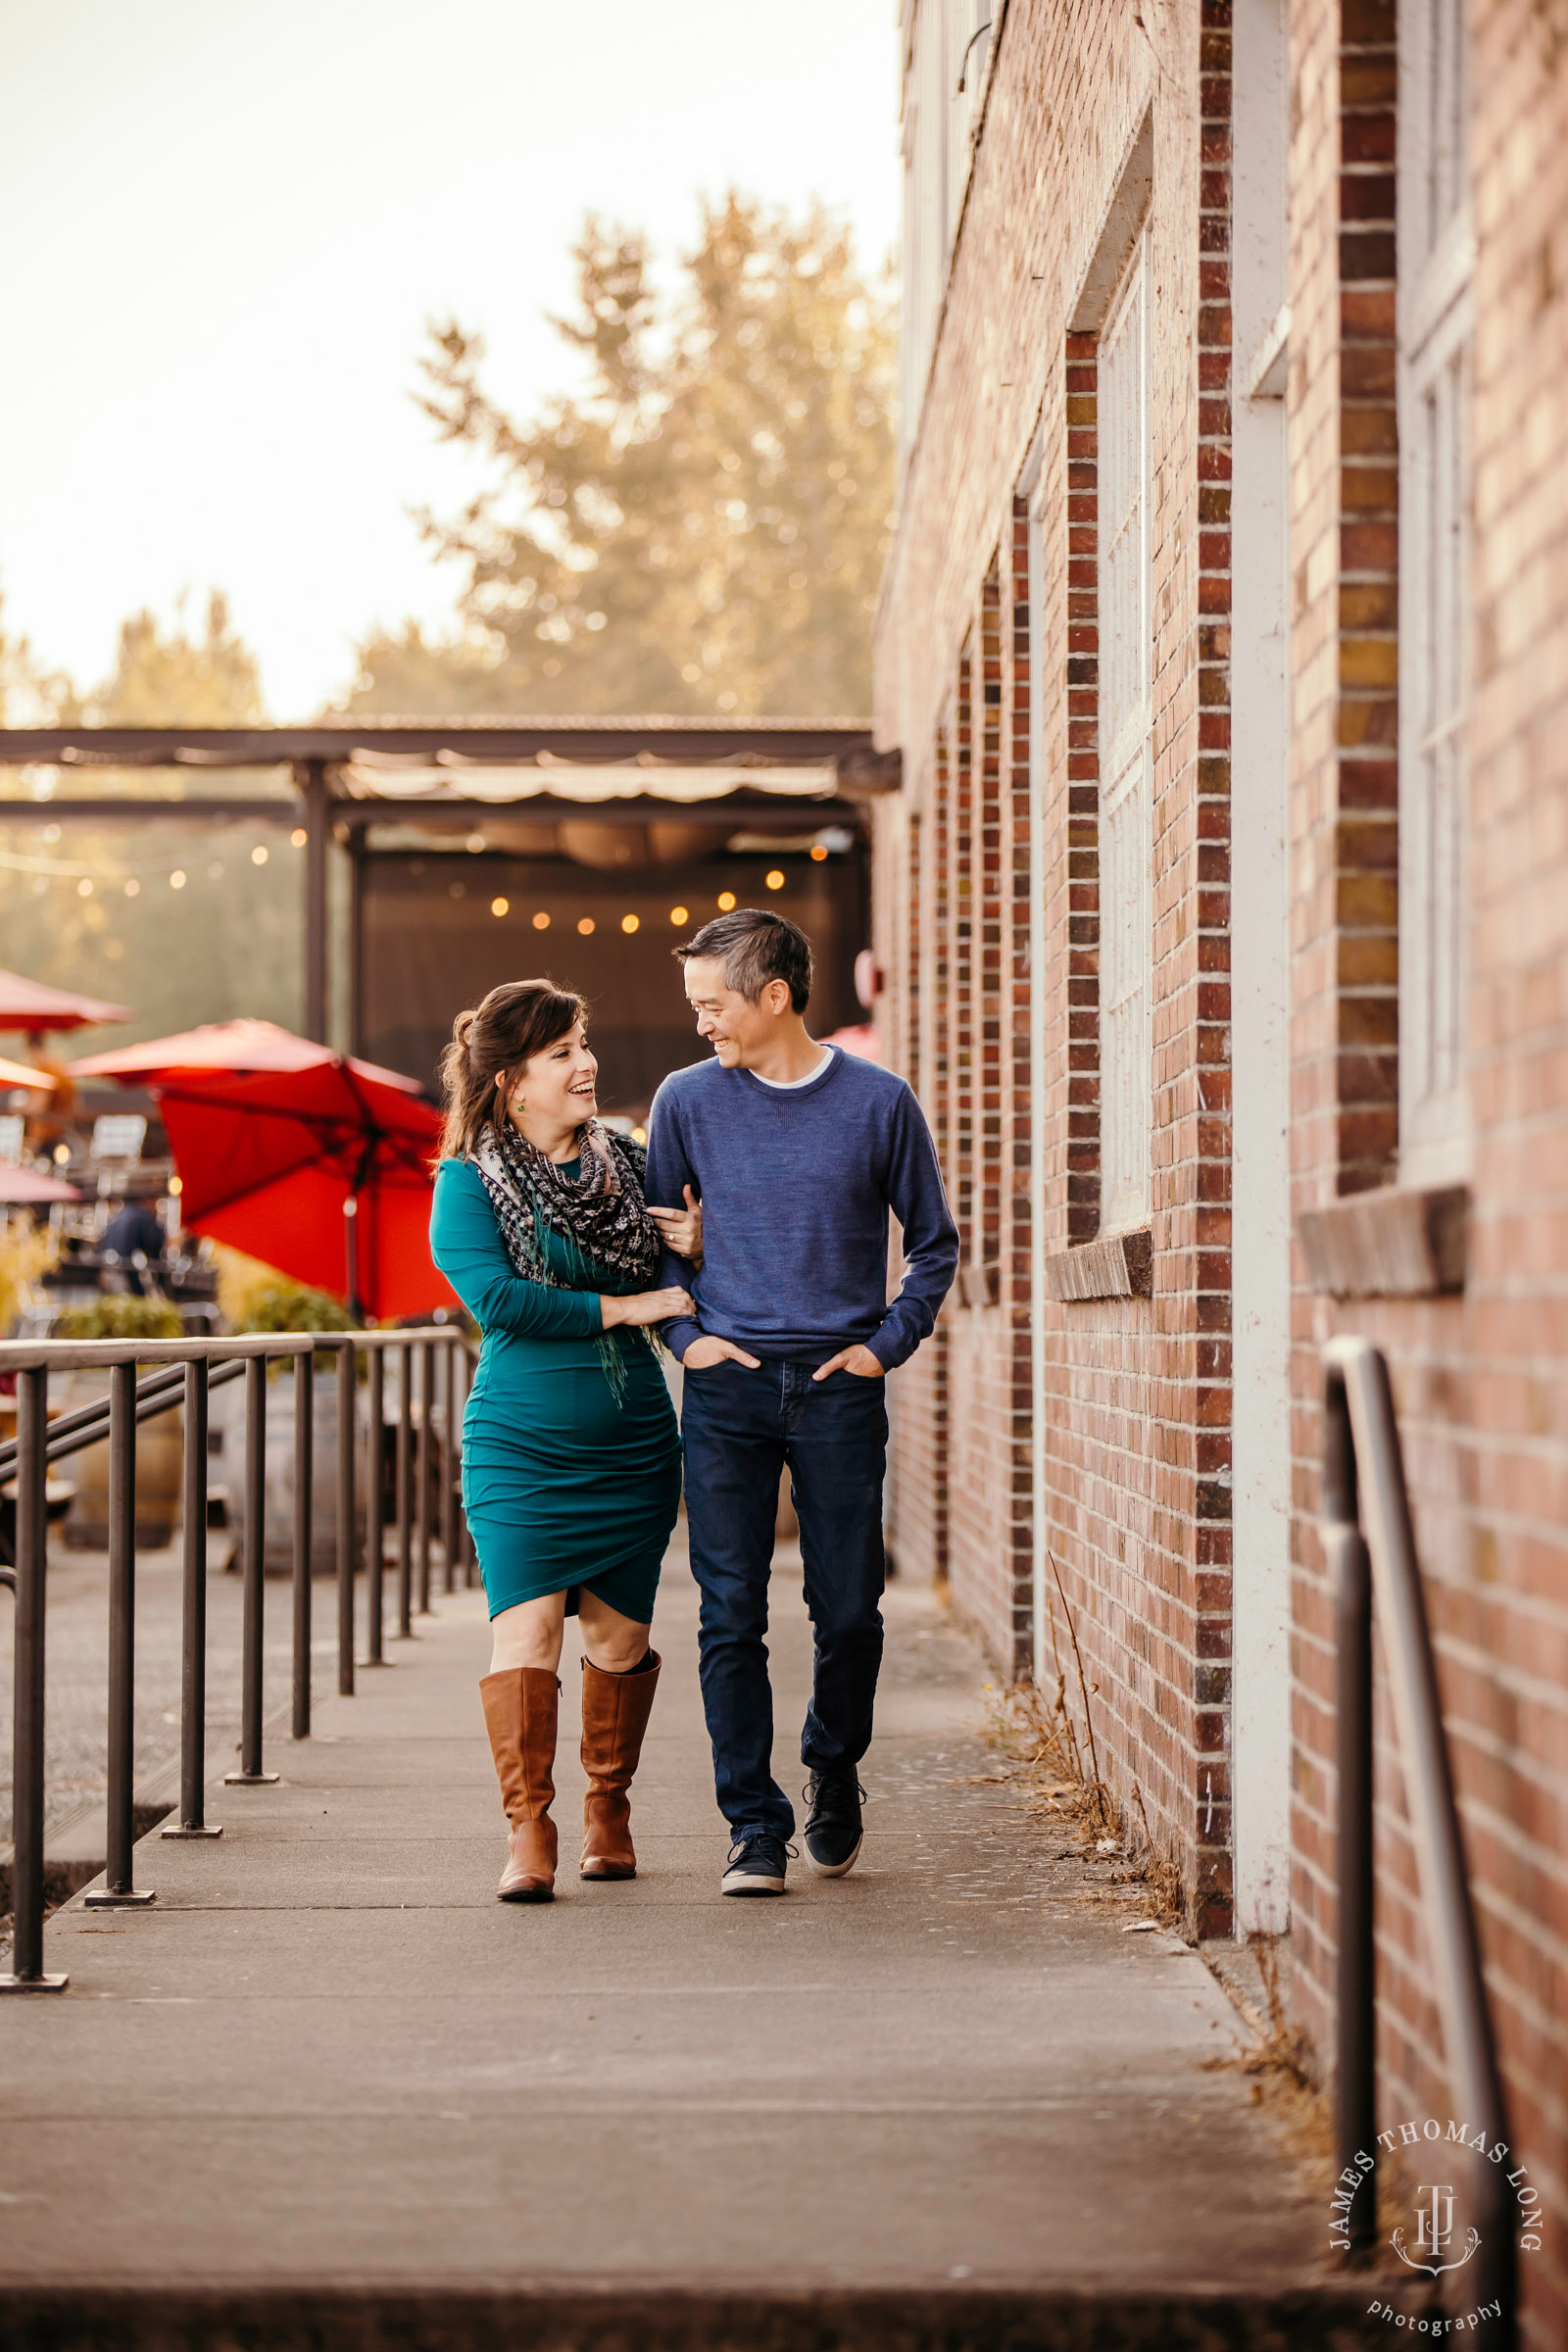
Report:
0,1547,1397,2348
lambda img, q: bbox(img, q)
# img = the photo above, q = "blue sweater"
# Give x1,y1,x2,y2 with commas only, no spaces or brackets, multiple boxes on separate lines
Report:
643,1046,958,1370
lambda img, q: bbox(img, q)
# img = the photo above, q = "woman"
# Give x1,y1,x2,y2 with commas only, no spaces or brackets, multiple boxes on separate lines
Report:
429,979,699,1903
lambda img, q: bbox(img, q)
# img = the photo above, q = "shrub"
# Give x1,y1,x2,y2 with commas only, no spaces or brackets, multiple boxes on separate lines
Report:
232,1280,357,1337
56,1294,184,1342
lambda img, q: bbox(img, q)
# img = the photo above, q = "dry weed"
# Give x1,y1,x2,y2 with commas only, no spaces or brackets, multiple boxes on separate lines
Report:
0,1217,57,1335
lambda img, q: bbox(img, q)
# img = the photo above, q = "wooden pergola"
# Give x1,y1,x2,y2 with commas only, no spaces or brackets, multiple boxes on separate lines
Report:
0,720,896,1047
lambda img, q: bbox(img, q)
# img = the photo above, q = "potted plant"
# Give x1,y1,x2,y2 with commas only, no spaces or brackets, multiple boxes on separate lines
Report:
219,1264,364,1575
55,1294,185,1549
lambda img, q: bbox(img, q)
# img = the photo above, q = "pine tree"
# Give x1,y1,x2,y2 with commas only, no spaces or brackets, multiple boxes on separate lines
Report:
343,194,894,718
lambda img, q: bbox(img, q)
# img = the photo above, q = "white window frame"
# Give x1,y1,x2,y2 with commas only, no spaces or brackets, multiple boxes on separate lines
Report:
898,1,992,468
1020,432,1049,1688
1097,223,1154,1232
1397,0,1474,1187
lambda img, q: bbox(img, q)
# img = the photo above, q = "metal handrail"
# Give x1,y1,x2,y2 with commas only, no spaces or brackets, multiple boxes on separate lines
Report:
0,1355,247,1474
0,1324,474,1991
1323,1337,1515,2343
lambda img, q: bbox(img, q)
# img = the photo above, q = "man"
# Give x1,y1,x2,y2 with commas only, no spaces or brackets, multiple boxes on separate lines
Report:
100,1196,168,1297
645,907,957,1896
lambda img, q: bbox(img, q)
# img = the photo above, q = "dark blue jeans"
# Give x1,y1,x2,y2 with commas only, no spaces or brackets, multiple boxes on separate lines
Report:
680,1355,887,1838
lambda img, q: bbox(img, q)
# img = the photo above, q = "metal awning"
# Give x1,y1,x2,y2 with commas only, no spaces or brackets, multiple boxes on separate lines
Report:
0,721,898,1043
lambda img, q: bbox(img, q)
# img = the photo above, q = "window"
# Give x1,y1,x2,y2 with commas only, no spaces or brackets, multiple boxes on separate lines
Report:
1098,225,1153,1230
898,1,992,467
1398,0,1473,1184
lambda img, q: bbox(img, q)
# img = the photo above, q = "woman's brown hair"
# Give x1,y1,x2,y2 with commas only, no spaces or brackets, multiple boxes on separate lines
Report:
436,979,587,1161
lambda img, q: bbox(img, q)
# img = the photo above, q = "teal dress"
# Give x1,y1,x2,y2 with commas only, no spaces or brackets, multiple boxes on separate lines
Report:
429,1155,682,1624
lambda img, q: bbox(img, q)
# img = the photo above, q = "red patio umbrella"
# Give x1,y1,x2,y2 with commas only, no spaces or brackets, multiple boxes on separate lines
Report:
70,1021,454,1321
0,968,129,1037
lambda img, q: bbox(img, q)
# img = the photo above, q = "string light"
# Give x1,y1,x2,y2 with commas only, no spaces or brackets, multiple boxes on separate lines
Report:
532,911,550,930
76,878,92,898
669,905,689,924
291,828,308,848
123,878,139,897
466,833,486,855
252,845,269,866
491,896,509,917
621,913,640,935
765,870,785,891
170,870,187,890
577,916,595,935
717,891,737,910
810,844,829,861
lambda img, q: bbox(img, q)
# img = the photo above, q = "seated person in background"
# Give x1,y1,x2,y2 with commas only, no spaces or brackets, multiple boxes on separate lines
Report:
100,1198,167,1296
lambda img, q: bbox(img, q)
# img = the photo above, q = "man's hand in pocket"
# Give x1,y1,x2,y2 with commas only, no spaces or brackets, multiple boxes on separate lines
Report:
811,1345,885,1382
682,1334,761,1370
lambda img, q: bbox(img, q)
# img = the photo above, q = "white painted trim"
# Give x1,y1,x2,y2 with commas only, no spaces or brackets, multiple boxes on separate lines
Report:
1027,480,1049,1687
1229,0,1292,1936
1396,0,1474,1188
1097,226,1154,1234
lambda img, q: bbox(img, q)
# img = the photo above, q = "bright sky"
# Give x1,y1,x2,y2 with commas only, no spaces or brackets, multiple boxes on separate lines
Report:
0,0,900,719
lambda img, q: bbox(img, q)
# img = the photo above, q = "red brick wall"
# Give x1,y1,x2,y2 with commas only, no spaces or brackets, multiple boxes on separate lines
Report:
1284,0,1398,2087
878,0,1568,2328
1464,13,1568,2315
1281,2,1568,2339
875,0,1238,1931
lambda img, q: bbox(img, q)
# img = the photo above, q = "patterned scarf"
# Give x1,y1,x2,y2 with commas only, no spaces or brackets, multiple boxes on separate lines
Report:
470,1117,663,1401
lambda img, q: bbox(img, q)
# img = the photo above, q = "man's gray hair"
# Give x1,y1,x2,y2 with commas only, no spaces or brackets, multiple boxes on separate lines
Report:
674,907,813,1012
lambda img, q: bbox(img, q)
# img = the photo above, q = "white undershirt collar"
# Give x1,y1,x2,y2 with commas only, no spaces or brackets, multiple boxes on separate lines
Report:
752,1046,834,1091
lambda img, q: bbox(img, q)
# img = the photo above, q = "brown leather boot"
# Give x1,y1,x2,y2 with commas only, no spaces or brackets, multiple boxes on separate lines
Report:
580,1650,662,1880
479,1667,559,1902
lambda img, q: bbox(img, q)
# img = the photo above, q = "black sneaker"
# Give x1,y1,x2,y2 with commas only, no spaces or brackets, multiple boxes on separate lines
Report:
721,1831,793,1895
803,1765,864,1878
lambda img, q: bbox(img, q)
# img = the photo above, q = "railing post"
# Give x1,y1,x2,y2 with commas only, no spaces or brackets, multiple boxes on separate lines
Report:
336,1338,356,1696
225,1353,278,1785
291,1348,313,1740
441,1336,459,1595
416,1338,434,1615
87,1360,155,1905
1333,1340,1518,2344
395,1340,414,1638
0,1364,68,1988
163,1356,221,1839
364,1343,388,1667
1324,1363,1375,2254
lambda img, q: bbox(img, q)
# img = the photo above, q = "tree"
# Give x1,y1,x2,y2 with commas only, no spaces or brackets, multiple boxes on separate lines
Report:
0,590,77,727
343,194,894,718
0,593,302,1054
91,591,264,727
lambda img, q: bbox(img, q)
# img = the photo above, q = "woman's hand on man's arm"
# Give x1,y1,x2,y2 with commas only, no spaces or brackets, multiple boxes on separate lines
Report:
647,1184,703,1263
600,1285,696,1329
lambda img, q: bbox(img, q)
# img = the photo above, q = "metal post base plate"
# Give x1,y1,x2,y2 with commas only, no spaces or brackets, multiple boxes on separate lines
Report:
0,1973,69,1993
358,1656,396,1670
83,1887,156,1907
222,1770,280,1786
160,1822,224,1838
